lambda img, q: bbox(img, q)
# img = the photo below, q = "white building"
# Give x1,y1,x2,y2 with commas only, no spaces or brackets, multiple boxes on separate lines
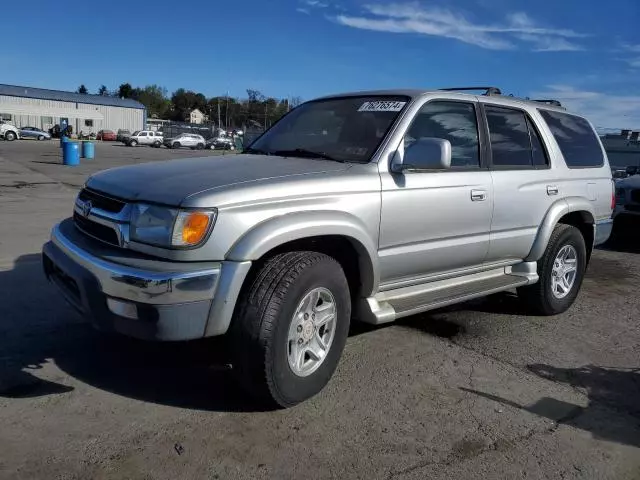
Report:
0,84,145,134
188,108,206,125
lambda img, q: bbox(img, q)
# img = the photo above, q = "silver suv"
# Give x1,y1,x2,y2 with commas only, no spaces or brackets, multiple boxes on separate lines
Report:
42,87,614,407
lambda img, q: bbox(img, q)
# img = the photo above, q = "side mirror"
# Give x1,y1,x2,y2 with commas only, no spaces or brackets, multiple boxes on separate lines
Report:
392,137,452,172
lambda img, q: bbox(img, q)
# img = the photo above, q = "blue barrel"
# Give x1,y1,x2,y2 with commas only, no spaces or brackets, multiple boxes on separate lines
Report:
62,141,80,166
59,135,69,147
82,141,95,159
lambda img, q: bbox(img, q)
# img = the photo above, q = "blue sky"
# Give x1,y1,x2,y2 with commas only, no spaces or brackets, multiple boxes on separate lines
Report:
2,0,639,128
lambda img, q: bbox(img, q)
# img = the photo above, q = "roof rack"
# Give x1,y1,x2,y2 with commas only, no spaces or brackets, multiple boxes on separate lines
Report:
440,86,502,96
530,99,563,107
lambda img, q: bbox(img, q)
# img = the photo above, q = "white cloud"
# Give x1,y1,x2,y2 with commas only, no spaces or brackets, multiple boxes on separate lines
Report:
619,43,640,68
334,3,588,51
297,7,310,14
304,0,329,7
531,85,640,130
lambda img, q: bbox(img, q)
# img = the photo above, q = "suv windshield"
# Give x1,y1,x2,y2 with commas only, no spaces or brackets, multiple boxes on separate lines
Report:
248,96,410,163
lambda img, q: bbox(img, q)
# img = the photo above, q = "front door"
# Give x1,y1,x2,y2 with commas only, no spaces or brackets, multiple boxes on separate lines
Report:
378,99,493,287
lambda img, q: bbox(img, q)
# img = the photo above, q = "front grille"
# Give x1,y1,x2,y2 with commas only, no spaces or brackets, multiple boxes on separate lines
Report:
631,189,640,203
78,188,125,213
73,212,120,246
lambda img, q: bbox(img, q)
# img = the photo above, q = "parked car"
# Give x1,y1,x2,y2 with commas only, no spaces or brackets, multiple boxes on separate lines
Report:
163,133,205,149
42,87,614,408
206,136,235,150
613,174,640,224
125,130,164,147
116,129,131,143
19,126,51,140
0,121,20,141
97,130,117,141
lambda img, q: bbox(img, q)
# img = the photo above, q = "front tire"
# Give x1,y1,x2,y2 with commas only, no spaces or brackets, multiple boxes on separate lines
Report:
172,142,180,149
5,131,16,141
518,224,586,316
231,251,351,408
38,135,45,141
129,140,138,147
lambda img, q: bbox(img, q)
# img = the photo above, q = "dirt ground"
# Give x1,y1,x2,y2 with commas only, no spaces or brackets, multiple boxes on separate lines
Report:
1,140,639,480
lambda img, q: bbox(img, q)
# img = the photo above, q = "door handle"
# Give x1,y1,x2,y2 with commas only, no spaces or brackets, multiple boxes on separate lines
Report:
471,189,487,202
547,185,559,196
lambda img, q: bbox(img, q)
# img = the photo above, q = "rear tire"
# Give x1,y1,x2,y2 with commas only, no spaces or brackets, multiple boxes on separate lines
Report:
518,224,586,316
231,251,351,408
208,144,216,150
153,141,161,148
196,143,204,150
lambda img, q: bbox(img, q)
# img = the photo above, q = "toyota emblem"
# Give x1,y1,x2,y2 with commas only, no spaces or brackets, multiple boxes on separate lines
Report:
81,200,92,217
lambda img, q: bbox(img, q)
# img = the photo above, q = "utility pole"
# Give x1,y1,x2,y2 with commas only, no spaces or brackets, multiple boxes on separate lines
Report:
225,91,229,129
217,98,221,130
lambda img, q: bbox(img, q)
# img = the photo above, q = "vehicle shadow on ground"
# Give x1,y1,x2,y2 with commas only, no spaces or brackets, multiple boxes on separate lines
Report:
462,364,640,448
0,254,268,412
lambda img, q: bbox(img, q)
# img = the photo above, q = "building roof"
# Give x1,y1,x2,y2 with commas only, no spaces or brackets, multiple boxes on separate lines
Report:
0,84,145,109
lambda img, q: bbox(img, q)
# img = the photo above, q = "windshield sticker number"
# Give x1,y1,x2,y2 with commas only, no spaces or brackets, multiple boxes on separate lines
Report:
358,101,406,112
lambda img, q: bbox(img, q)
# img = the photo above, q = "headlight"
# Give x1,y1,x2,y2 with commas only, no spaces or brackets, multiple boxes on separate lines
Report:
129,204,216,248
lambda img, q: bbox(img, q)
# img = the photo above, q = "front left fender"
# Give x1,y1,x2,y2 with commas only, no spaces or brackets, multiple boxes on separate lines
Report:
226,210,380,296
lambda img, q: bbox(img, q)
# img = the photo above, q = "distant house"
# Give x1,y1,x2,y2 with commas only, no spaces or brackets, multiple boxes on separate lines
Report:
188,108,206,124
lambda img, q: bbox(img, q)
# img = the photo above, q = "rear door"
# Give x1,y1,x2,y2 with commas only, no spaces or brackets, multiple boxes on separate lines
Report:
480,102,556,262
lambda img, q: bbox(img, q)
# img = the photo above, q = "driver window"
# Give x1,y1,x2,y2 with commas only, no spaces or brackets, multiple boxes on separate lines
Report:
405,101,480,168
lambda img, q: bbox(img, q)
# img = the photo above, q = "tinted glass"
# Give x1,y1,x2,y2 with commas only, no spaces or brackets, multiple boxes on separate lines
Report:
405,101,480,167
539,110,604,168
486,106,532,167
527,117,548,167
250,96,409,163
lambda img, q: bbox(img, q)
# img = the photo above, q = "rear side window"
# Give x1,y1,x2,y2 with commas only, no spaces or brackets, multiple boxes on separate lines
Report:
527,117,549,167
539,110,604,168
485,106,532,167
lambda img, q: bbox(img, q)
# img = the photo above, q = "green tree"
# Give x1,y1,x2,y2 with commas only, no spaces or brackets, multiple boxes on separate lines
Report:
134,85,170,118
170,89,207,121
97,85,109,96
116,83,134,99
76,84,88,94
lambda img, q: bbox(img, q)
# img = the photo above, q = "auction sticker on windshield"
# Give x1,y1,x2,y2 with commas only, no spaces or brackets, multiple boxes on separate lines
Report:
358,101,406,112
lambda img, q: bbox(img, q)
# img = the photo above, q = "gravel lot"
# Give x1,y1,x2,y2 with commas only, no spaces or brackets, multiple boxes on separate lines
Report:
1,140,639,480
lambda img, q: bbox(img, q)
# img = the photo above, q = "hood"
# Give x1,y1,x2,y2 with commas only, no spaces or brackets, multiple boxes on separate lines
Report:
86,154,350,206
617,175,640,189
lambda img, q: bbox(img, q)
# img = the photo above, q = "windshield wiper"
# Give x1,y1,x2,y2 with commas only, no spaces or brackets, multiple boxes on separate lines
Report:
244,147,271,155
273,148,344,162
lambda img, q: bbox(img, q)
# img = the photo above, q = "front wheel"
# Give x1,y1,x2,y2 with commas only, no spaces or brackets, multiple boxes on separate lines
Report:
38,135,46,141
518,224,586,316
129,140,138,147
208,144,216,150
4,131,16,141
231,251,351,407
172,142,180,149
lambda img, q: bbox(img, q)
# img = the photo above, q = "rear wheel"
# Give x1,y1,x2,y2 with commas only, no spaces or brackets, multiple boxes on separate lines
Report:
196,143,204,150
153,141,161,148
208,144,216,150
231,251,351,407
518,224,586,316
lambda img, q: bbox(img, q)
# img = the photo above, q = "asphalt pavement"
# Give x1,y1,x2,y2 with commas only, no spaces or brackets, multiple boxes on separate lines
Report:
0,140,639,480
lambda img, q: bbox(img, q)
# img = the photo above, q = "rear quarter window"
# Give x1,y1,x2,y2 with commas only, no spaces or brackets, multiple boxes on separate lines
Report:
539,110,604,168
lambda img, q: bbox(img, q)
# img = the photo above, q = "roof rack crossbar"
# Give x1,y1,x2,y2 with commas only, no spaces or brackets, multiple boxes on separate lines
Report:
440,86,502,96
530,99,563,107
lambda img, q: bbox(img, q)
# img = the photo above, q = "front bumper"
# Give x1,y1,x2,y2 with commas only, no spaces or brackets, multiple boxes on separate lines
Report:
42,219,250,341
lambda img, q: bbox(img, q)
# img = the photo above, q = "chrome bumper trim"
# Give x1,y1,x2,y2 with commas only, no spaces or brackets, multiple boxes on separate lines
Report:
50,223,220,305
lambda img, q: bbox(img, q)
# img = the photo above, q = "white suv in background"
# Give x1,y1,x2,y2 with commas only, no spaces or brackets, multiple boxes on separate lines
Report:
125,130,163,147
164,133,206,150
0,121,20,141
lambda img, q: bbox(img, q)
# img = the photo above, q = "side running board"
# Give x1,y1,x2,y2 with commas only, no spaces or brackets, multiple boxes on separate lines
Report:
359,264,538,325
